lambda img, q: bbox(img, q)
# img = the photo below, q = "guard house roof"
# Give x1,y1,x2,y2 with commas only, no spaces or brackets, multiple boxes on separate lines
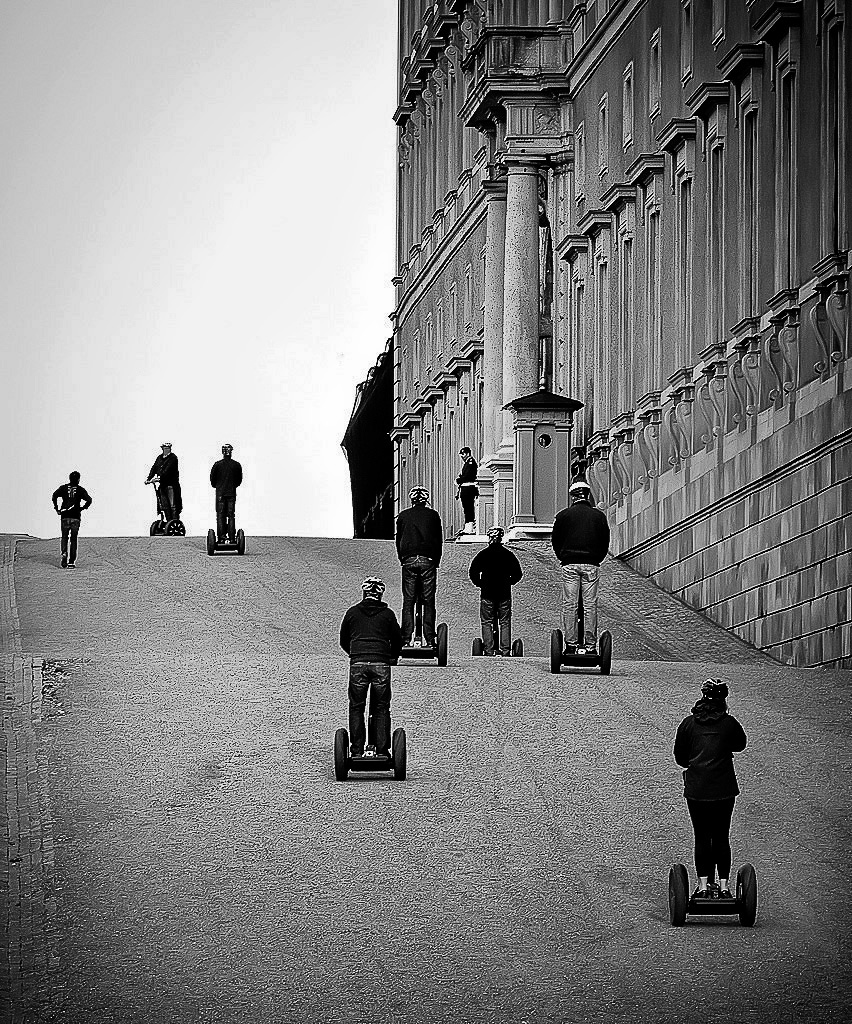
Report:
503,390,583,413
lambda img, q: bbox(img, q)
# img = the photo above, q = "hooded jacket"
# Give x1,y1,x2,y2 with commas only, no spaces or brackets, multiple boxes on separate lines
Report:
210,457,243,497
339,599,403,665
469,544,523,601
396,505,443,565
551,501,610,566
674,704,748,801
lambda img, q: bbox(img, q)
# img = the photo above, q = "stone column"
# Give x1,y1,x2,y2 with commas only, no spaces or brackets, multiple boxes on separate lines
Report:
482,180,507,460
502,157,543,435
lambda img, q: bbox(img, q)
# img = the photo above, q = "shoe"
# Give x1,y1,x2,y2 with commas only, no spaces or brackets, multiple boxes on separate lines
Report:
61,555,67,569
692,887,712,901
350,747,364,758
377,749,390,758
718,888,733,900
67,562,76,568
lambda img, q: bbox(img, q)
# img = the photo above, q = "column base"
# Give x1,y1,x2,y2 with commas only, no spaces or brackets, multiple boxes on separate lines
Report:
505,522,554,542
483,445,514,532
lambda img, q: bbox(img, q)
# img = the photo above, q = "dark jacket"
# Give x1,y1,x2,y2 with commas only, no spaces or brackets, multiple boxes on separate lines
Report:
551,501,610,565
52,484,92,519
674,709,748,801
396,505,443,565
147,452,180,487
456,457,478,486
210,457,243,497
469,544,523,601
339,599,403,665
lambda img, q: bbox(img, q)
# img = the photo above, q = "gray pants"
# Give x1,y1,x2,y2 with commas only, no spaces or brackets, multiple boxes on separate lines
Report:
561,563,600,647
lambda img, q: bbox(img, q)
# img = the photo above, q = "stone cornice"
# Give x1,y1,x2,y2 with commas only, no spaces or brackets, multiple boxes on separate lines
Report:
556,234,590,261
625,153,665,185
718,42,765,83
751,0,802,42
656,118,698,155
577,209,612,236
600,183,636,212
686,82,731,121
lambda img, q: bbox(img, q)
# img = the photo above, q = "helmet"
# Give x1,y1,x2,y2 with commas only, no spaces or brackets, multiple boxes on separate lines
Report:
222,444,233,454
459,446,472,457
409,486,429,505
361,576,385,599
161,442,172,449
569,479,592,501
486,526,504,544
701,678,728,701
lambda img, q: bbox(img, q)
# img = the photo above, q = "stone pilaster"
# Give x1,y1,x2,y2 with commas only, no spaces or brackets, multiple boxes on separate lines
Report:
482,179,507,460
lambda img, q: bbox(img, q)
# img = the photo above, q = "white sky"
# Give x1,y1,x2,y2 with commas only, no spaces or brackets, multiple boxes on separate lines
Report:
0,0,398,538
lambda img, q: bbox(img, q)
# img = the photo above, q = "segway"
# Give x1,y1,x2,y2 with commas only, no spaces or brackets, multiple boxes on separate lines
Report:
206,528,246,556
472,616,523,657
668,863,758,927
549,592,611,674
147,480,186,537
400,600,448,666
334,713,407,782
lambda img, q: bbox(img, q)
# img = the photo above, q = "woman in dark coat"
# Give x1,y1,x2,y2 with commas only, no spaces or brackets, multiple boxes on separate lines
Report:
674,679,747,900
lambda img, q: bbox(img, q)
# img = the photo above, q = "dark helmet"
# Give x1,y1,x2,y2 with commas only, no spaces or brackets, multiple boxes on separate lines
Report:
222,444,233,455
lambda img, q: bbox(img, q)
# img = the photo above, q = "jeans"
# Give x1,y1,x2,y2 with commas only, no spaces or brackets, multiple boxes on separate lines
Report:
401,556,437,645
561,563,600,647
159,485,177,521
480,596,511,655
686,798,736,879
348,662,392,755
216,495,236,541
60,517,80,562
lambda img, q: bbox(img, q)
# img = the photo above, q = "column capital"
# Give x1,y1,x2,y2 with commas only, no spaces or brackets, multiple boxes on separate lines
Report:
481,178,508,201
500,154,549,173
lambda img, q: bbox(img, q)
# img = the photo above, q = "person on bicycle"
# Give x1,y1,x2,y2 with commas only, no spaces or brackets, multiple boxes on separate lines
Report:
395,486,443,647
551,479,609,654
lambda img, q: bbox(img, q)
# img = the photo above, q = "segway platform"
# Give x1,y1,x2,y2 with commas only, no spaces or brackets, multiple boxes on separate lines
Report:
472,636,523,657
206,528,246,556
400,603,448,666
668,863,758,926
334,726,407,781
550,628,612,674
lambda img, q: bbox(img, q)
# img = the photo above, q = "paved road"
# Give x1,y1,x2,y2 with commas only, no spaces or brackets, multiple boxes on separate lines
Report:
4,535,852,1023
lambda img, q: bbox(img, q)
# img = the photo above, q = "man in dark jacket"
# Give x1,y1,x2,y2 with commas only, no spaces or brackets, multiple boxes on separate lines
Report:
210,443,243,543
456,446,479,536
395,486,443,647
551,479,610,653
51,471,93,568
469,527,523,655
145,442,182,522
339,577,403,757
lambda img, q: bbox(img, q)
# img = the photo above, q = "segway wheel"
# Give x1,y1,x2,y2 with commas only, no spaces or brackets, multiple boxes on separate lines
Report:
550,629,563,674
166,519,185,537
392,728,407,781
668,863,689,926
333,728,349,782
736,864,758,927
436,623,448,667
236,529,245,556
599,631,613,675
206,529,216,556
472,638,484,657
150,520,161,537
512,639,524,657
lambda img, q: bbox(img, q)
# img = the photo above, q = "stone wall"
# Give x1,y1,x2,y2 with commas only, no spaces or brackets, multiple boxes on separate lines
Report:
613,364,851,669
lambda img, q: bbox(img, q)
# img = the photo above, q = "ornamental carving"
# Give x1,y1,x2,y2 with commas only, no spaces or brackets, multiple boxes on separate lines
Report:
765,306,800,402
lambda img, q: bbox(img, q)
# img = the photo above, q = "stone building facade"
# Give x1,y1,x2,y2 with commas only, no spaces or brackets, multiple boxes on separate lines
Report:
346,0,849,667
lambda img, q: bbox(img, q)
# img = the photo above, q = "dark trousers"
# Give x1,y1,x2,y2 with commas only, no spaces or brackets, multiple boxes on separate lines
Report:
686,797,736,879
216,495,236,541
460,488,476,524
480,596,511,655
159,485,177,521
60,517,80,562
401,556,437,644
348,662,392,755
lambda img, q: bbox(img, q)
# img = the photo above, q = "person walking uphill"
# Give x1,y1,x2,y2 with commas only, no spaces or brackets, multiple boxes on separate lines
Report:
51,471,92,568
145,442,182,523
456,447,479,535
339,578,403,758
674,679,748,900
551,479,610,654
210,444,243,543
469,527,523,656
396,486,443,647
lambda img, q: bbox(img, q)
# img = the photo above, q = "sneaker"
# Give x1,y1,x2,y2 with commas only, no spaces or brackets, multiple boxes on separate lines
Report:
67,562,76,568
350,747,364,758
718,887,733,900
692,887,712,901
61,555,67,569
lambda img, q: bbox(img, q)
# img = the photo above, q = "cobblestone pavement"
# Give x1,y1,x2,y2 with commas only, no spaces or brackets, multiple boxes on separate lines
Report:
4,535,852,1023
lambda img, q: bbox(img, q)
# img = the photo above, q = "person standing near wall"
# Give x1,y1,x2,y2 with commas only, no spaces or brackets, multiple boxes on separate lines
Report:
51,471,93,568
456,446,479,536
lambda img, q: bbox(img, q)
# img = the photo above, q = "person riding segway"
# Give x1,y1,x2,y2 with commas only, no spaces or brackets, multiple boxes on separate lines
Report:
207,443,245,555
469,527,524,656
335,577,407,781
668,679,756,926
396,486,448,666
145,442,185,536
549,479,611,674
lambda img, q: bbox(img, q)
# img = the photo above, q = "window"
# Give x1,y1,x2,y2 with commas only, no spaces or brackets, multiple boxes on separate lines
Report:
708,143,726,346
595,254,611,428
712,0,725,44
619,234,634,411
425,313,434,373
598,94,609,176
413,328,422,386
676,174,694,366
776,70,797,290
622,63,634,148
680,1,693,83
649,30,661,117
450,283,458,346
740,109,759,318
436,300,444,359
464,264,473,328
645,208,661,394
823,22,845,253
576,121,586,200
